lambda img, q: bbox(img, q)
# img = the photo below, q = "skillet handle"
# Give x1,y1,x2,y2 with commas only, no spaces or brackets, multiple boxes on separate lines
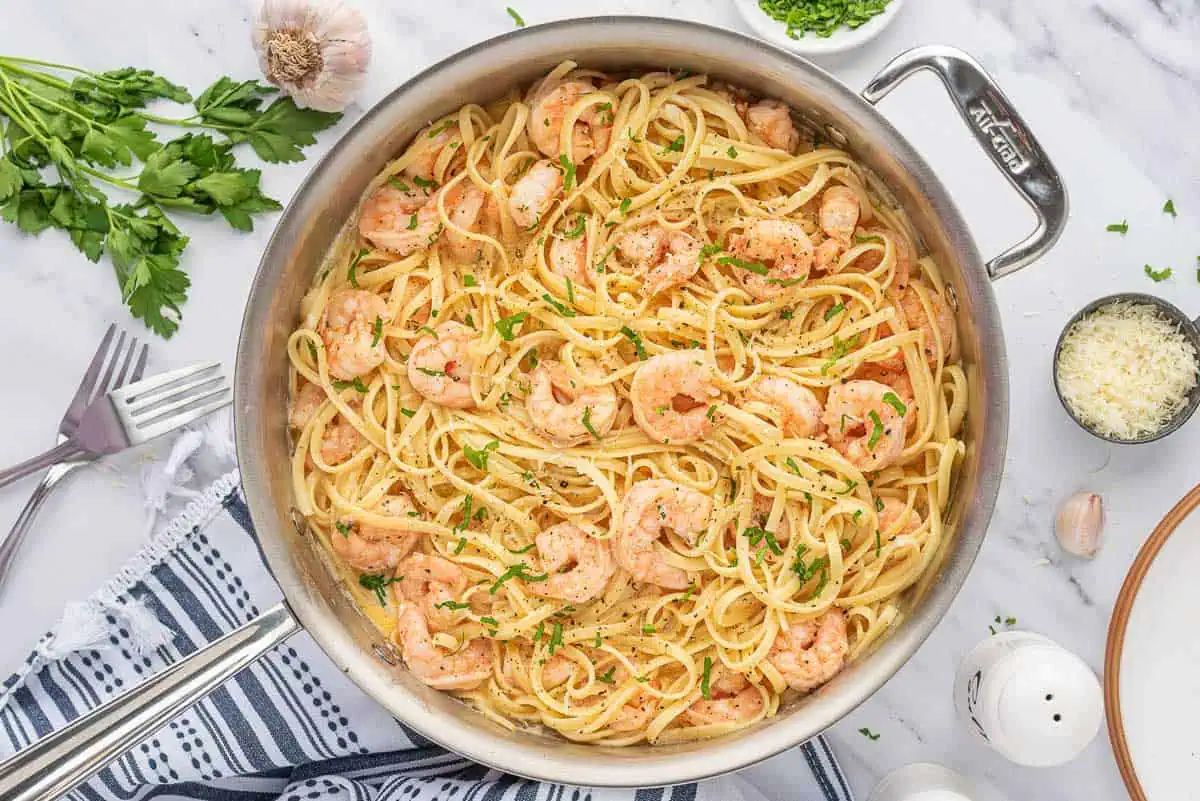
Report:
861,45,1068,280
0,602,302,801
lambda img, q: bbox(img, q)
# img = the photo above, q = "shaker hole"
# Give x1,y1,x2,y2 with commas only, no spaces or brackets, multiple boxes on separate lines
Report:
1045,693,1054,701
1053,713,1062,723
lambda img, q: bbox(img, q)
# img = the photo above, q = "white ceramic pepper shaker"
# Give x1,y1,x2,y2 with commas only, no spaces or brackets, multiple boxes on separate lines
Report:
953,631,1103,766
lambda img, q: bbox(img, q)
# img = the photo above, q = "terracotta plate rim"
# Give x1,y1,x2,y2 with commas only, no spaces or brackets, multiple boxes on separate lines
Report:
1104,482,1200,801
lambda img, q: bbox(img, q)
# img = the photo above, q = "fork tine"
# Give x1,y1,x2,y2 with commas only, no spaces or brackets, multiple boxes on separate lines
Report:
110,336,139,390
127,374,225,417
122,371,223,415
133,385,229,427
91,330,128,403
112,362,220,402
61,324,119,424
132,392,231,442
130,344,149,383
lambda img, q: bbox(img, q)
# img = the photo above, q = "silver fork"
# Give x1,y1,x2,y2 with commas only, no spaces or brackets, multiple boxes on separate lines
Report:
0,324,148,587
70,362,229,455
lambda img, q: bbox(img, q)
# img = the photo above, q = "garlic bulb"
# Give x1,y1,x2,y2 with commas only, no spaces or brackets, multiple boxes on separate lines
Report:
1055,492,1104,558
252,0,371,112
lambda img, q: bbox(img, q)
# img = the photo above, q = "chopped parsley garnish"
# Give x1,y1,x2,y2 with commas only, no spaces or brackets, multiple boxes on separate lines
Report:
563,214,587,239
642,624,657,635
558,153,576,192
307,340,319,362
875,529,882,557
726,145,738,158
506,543,536,554
417,324,438,336
412,175,437,190
347,247,369,287
427,119,455,139
388,176,411,191
767,276,805,288
370,315,384,347
489,563,549,594
779,310,793,320
785,456,803,476
859,727,881,741
505,6,525,26
406,214,418,230
824,302,845,321
743,526,784,555
620,325,648,360
463,274,478,287
522,348,539,370
454,537,467,554
597,667,617,684
433,599,470,610
565,277,576,304
867,410,884,449
820,333,860,375
882,392,907,416
662,134,685,154
533,622,544,643
699,242,723,263
619,197,632,215
698,656,714,699
332,377,368,393
542,293,577,317
464,439,500,471
1164,199,1177,218
495,311,528,340
480,616,499,635
359,573,403,606
582,406,602,440
706,404,718,422
875,497,885,513
855,233,883,244
1144,264,1172,282
717,255,768,275
335,521,352,537
400,407,415,418
683,583,698,601
416,367,445,377
594,630,603,648
836,478,858,495
549,622,564,654
1106,220,1129,235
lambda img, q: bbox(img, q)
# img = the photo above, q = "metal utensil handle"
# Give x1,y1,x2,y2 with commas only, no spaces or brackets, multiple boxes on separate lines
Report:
0,441,87,490
0,602,302,801
0,462,85,599
861,45,1068,280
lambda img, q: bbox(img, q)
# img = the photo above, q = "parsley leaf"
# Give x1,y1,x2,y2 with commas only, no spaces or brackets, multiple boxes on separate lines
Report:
489,563,549,594
1144,264,1172,282
542,292,576,317
464,439,500,471
1106,220,1129,235
358,573,403,606
332,377,368,393
867,410,884,449
495,311,528,341
370,315,384,347
882,391,907,416
620,326,648,360
619,197,632,216
562,214,587,239
824,302,845,321
726,145,738,158
506,6,526,26
1164,199,1177,218
558,153,575,192
699,242,722,263
347,247,368,287
662,135,685,154
718,255,768,275
597,667,617,684
858,727,881,741
700,656,713,699
582,406,602,440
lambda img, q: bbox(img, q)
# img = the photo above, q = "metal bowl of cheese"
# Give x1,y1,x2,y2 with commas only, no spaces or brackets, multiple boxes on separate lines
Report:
1053,293,1200,444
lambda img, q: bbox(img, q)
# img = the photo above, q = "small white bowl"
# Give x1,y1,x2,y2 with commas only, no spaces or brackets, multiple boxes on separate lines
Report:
732,0,906,56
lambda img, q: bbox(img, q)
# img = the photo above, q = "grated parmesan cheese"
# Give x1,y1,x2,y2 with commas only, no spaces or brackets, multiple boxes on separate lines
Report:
1056,301,1198,440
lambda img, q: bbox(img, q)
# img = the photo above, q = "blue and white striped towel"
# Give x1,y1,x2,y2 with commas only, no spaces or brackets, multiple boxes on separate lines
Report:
0,466,853,801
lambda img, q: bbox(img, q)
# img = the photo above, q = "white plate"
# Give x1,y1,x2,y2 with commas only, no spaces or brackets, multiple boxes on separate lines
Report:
1107,483,1200,800
732,0,906,56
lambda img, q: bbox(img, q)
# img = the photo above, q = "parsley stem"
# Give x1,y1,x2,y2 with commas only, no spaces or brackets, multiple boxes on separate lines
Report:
0,56,99,78
7,78,101,131
0,61,72,92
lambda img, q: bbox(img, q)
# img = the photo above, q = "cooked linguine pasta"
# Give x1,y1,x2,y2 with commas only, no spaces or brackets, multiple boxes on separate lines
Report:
286,62,968,745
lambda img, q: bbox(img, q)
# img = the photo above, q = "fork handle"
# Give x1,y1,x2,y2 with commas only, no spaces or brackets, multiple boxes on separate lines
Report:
0,442,87,490
0,463,84,598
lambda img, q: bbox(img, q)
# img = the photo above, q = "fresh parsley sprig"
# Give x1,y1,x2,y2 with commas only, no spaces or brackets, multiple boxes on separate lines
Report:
0,58,339,337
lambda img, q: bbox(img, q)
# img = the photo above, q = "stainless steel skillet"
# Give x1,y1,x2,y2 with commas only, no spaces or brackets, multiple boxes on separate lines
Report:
0,17,1065,799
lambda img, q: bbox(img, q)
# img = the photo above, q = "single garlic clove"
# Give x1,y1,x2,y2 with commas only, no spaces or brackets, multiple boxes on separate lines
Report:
1055,492,1104,558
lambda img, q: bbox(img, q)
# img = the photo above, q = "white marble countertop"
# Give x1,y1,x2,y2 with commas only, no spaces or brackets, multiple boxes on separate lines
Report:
1,0,1198,799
